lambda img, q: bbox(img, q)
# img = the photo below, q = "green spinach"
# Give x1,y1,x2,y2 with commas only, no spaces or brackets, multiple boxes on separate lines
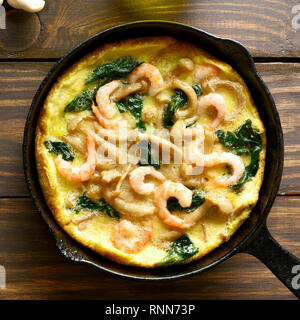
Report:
163,84,202,128
185,120,197,128
85,57,141,84
137,140,161,170
191,84,203,97
215,119,263,191
74,192,120,219
116,93,146,131
161,234,199,266
44,140,74,161
163,89,187,128
64,88,96,112
167,190,205,213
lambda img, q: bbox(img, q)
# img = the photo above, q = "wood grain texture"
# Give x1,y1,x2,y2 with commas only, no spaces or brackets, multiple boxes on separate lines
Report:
0,62,53,196
256,63,300,195
0,0,299,58
0,0,299,302
0,196,298,300
1,62,300,196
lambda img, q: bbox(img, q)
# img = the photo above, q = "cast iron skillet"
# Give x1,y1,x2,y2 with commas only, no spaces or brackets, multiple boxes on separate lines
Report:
23,21,300,298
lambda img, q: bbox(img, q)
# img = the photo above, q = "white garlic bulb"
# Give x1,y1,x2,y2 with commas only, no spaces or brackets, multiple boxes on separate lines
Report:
8,0,45,13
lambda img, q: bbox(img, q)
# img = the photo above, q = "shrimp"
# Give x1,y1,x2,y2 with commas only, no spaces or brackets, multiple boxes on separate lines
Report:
92,102,119,129
55,132,97,183
182,150,244,187
193,64,220,82
203,78,246,122
111,219,153,254
96,80,121,117
153,180,193,230
202,152,245,186
197,93,227,130
92,80,121,128
129,166,165,195
127,62,164,96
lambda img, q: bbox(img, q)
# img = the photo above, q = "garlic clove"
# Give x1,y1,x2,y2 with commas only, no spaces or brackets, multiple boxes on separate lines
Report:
8,0,45,13
7,0,21,9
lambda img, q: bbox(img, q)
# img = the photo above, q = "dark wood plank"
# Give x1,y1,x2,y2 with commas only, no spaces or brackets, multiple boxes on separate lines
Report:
0,196,298,300
1,62,300,196
256,63,300,195
0,62,53,196
0,0,299,59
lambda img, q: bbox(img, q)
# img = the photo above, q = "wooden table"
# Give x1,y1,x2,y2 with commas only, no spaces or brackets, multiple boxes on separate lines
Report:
0,0,300,300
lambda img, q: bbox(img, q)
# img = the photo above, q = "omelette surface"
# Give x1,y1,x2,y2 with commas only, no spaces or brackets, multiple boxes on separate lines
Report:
36,37,266,267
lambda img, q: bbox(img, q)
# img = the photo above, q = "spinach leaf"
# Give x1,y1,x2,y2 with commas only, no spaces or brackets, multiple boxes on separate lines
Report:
85,57,141,84
185,120,197,128
116,93,143,118
116,93,146,131
74,192,120,219
161,234,199,266
215,119,262,191
64,88,95,112
163,89,187,128
191,84,203,97
163,84,202,128
44,140,74,161
167,190,205,213
137,140,161,170
215,119,261,155
136,119,146,131
231,145,261,192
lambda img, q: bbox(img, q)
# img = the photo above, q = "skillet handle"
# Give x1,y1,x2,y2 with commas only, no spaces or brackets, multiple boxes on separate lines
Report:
241,224,300,299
